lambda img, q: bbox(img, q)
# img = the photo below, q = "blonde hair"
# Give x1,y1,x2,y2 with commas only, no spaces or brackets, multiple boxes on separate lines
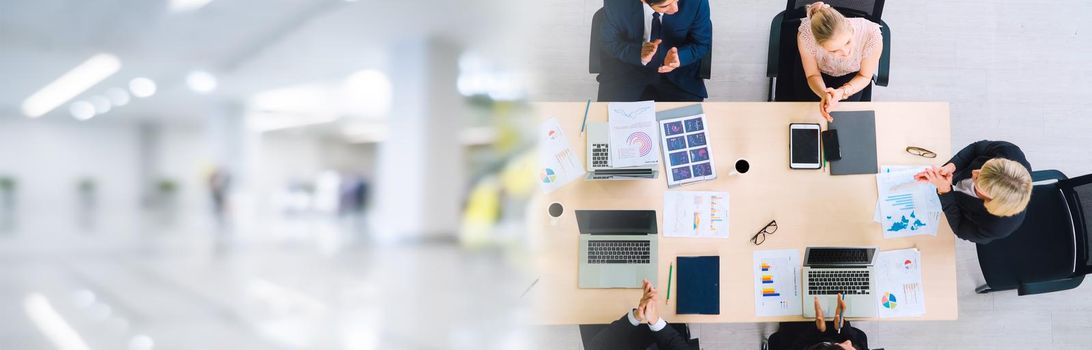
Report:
806,2,847,44
977,158,1033,217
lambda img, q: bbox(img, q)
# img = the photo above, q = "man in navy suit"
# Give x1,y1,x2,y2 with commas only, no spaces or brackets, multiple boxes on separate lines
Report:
597,0,712,102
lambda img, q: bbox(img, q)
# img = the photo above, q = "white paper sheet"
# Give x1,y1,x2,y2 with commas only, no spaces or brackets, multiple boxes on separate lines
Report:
663,191,729,238
753,249,802,317
659,113,717,187
875,248,926,318
875,166,942,238
537,118,584,193
875,165,923,222
607,101,660,168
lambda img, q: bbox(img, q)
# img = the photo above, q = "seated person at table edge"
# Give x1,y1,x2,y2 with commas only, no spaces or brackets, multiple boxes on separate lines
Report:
916,140,1033,244
773,295,868,350
597,0,711,102
587,279,690,350
798,2,882,121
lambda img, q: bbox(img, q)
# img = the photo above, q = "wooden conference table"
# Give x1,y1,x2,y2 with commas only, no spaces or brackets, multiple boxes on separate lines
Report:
530,102,957,324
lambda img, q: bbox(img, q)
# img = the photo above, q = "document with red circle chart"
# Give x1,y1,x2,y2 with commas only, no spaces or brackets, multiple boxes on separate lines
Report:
607,101,661,168
875,248,925,318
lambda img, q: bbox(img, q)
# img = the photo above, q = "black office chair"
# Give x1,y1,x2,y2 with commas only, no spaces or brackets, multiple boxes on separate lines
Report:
589,8,712,79
579,323,700,350
762,322,884,350
975,170,1092,295
766,0,891,101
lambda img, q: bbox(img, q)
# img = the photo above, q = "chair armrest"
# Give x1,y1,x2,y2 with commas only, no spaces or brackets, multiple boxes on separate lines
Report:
766,12,785,78
768,77,776,102
1032,170,1068,182
874,19,891,87
1017,275,1085,296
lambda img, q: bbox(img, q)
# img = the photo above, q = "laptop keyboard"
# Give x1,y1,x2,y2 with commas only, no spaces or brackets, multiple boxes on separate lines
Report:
591,143,609,168
808,269,871,295
588,240,650,264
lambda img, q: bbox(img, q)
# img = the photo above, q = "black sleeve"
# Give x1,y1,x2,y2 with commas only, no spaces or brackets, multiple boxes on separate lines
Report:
675,0,711,67
840,326,869,349
945,140,991,171
600,0,646,67
946,140,1031,172
939,192,999,244
780,323,826,350
588,314,653,350
651,324,691,350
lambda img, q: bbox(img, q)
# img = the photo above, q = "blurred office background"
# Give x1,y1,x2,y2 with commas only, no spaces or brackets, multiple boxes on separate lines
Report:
0,0,541,349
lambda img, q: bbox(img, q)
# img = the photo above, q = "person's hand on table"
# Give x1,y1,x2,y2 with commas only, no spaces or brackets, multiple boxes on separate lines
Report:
916,167,953,194
813,296,827,332
818,90,834,122
658,47,680,73
823,87,845,121
637,279,659,320
635,279,660,322
938,163,956,177
833,293,846,333
914,164,955,182
641,39,662,65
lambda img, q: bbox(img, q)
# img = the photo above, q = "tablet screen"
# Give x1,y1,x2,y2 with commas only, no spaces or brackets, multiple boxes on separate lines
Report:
791,128,820,164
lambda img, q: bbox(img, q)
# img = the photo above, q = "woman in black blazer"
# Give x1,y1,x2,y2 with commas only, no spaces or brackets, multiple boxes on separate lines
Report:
916,140,1033,244
769,295,869,350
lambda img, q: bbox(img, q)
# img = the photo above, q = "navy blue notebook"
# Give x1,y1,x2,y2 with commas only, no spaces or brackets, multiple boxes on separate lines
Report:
676,256,720,315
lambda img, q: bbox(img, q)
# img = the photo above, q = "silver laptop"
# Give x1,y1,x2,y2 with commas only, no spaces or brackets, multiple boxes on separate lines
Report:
576,210,658,288
585,122,658,180
802,247,878,318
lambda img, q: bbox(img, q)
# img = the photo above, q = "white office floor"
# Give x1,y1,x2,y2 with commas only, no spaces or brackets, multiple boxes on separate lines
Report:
0,212,532,350
526,0,1092,349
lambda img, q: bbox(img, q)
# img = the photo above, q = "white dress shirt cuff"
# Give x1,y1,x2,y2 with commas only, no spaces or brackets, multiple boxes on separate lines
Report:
627,309,641,326
649,318,668,332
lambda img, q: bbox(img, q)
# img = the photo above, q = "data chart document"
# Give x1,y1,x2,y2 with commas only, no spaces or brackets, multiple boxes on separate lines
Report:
752,249,802,317
875,248,926,318
663,191,729,238
607,101,660,168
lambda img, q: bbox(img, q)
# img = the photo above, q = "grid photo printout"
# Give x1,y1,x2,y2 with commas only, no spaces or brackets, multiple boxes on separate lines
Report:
659,113,716,187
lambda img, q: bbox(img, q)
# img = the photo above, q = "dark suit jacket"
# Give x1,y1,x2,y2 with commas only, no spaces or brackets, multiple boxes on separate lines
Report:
940,140,1032,244
599,0,712,99
777,321,868,350
588,314,690,350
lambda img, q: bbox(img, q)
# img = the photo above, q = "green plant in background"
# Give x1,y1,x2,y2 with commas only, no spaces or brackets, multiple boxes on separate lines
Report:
0,177,14,191
77,178,96,192
157,179,178,193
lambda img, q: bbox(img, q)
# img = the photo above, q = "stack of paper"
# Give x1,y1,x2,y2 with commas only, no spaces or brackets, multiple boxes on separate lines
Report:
607,101,661,168
663,191,729,238
874,166,942,238
875,248,926,318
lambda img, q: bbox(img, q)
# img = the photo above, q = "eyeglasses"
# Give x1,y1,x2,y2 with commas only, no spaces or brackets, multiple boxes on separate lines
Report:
906,146,937,158
750,220,778,245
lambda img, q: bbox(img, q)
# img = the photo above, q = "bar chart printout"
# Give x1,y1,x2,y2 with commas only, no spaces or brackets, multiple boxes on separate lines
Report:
753,249,801,316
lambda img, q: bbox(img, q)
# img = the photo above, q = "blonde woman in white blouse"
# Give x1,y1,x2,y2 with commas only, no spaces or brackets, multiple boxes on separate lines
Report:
797,2,883,121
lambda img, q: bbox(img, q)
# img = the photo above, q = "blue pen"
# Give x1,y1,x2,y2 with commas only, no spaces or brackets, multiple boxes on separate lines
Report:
580,99,591,135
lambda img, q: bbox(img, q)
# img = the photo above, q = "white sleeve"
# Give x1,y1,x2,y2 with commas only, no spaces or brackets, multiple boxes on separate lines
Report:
626,308,641,326
649,318,667,332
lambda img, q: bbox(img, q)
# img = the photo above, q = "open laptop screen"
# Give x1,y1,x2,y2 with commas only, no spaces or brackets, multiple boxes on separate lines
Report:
575,210,657,235
804,247,875,266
